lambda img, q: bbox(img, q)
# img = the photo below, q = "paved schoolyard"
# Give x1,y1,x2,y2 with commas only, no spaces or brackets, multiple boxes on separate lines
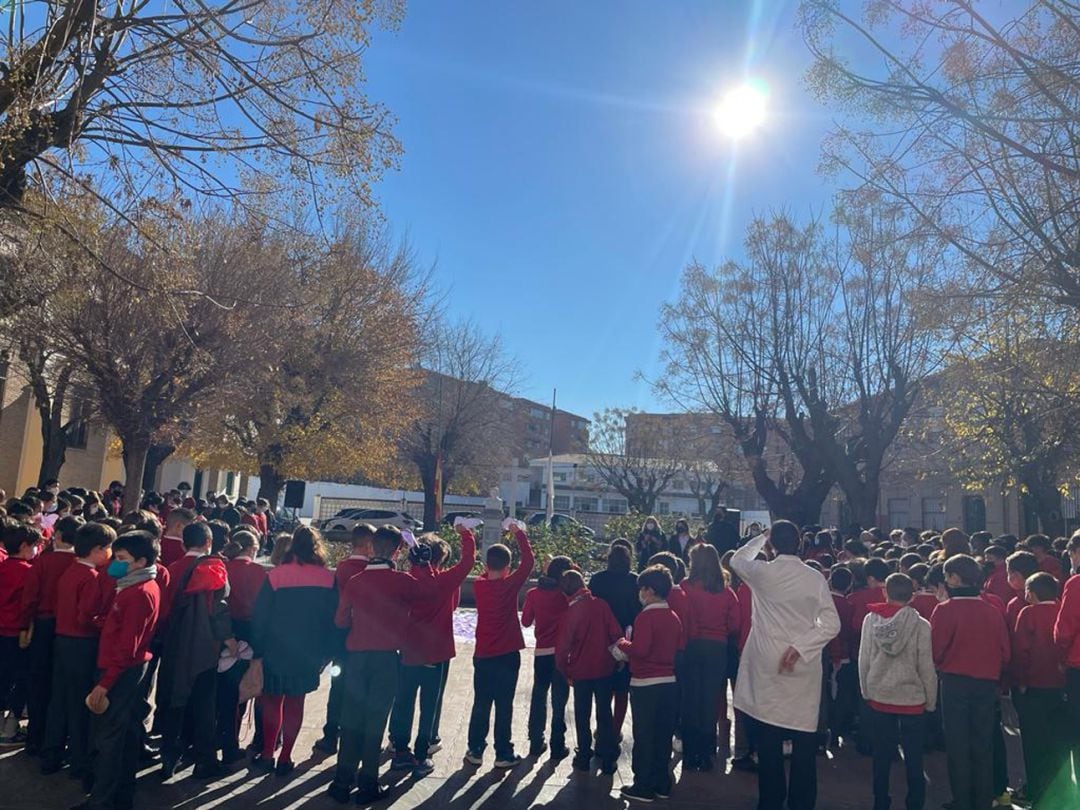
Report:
0,610,1020,809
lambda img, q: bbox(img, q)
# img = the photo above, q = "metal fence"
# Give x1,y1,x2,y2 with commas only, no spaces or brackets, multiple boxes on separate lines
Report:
314,495,487,524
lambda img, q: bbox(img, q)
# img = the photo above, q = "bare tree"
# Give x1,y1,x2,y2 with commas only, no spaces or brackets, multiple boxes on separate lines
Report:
587,407,683,516
400,320,520,529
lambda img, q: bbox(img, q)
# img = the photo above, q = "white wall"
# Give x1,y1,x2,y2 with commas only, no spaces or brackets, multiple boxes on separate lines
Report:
242,477,484,519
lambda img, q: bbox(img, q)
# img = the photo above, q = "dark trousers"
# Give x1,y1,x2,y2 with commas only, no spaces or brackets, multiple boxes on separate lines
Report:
573,676,616,764
432,660,450,741
940,673,997,810
1067,668,1080,800
161,666,217,767
322,657,345,739
0,634,29,717
334,650,400,793
26,616,56,749
867,707,926,810
43,635,98,772
1015,687,1067,804
388,660,448,760
992,697,1008,795
681,639,726,761
89,663,147,810
526,653,567,749
216,659,249,756
629,682,677,794
755,718,819,810
468,651,520,759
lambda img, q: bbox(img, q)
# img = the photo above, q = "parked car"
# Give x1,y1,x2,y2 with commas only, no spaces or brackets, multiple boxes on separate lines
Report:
441,510,483,528
526,512,595,538
321,508,420,534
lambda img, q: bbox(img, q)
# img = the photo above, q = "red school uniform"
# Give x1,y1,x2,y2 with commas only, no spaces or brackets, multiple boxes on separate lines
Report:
21,547,77,620
1039,555,1065,584
96,577,161,690
736,582,753,652
848,585,887,633
828,592,855,665
402,530,477,666
521,582,569,654
1054,574,1080,670
665,581,690,647
681,580,740,642
0,557,33,636
473,529,535,659
930,595,1010,682
1011,601,1065,689
160,536,185,569
911,592,940,622
983,563,1016,605
622,601,682,684
55,561,107,637
225,557,267,622
555,589,622,681
336,562,418,652
335,555,369,591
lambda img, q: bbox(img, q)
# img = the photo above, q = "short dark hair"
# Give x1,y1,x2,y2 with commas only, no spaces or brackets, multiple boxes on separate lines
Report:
207,520,230,554
1068,531,1080,553
545,556,574,581
120,510,161,539
372,526,402,558
864,557,890,584
637,564,673,599
1006,550,1039,579
54,515,85,544
486,543,511,572
926,562,945,589
1024,534,1052,552
1026,572,1059,602
559,570,585,596
907,563,929,587
770,520,800,555
75,522,117,557
606,544,632,575
984,545,1007,562
829,566,853,593
113,530,159,567
182,521,213,550
885,573,914,603
165,507,197,530
2,520,42,555
351,523,376,543
899,552,922,570
943,554,982,587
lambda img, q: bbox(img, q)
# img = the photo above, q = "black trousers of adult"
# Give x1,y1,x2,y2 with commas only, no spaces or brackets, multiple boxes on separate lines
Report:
26,616,56,750
43,635,98,773
388,660,448,760
573,676,616,765
992,696,1008,795
431,660,451,741
829,662,858,741
468,651,521,760
629,682,677,795
1015,687,1068,804
681,638,727,762
334,650,400,794
89,663,147,810
215,659,249,757
867,707,926,810
526,653,567,750
321,657,345,739
161,666,218,768
1067,668,1080,800
940,673,997,810
0,634,29,717
754,718,819,810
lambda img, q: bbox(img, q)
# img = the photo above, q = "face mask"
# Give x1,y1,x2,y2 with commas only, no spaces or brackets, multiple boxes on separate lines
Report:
108,560,130,579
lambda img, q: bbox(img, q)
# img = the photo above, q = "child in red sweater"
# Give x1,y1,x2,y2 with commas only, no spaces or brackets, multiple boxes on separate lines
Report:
555,569,622,774
0,520,41,745
616,565,682,803
1012,572,1067,806
521,555,573,759
41,522,114,779
931,554,1010,810
465,525,534,769
86,530,162,810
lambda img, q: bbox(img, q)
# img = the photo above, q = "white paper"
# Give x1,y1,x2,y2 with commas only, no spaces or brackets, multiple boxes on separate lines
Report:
454,517,483,530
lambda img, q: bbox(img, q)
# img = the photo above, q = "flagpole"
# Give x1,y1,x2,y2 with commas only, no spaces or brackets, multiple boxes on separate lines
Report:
545,388,556,521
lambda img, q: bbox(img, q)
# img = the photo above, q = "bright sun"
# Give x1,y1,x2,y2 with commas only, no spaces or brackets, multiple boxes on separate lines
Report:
714,81,769,140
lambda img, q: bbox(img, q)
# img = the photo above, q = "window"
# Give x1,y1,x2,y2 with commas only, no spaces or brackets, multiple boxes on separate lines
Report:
921,497,947,531
574,496,598,512
530,407,549,420
606,499,627,514
553,472,567,482
553,495,570,511
963,496,987,534
658,502,670,515
887,498,910,530
67,394,92,449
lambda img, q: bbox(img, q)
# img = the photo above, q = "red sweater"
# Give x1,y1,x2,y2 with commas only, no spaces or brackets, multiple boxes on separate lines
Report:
666,581,690,647
555,590,621,681
1039,555,1065,584
0,557,33,636
521,583,569,653
1012,601,1065,689
1007,596,1025,636
97,578,160,690
336,563,418,652
981,591,1007,617
681,581,740,642
402,532,476,666
55,561,107,638
623,601,682,683
225,557,267,622
983,564,1016,606
21,548,77,621
335,555,369,591
160,536,185,569
828,592,856,665
911,592,939,622
848,585,886,632
931,595,1010,681
473,530,534,659
1054,574,1080,669
736,582,752,651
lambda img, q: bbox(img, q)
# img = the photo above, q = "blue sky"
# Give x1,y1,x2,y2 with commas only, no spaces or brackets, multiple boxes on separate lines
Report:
364,1,839,419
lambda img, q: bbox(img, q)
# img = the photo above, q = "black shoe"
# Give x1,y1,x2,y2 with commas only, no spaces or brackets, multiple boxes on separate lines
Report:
274,759,295,777
730,754,757,772
528,741,548,758
249,754,275,775
314,735,338,755
159,753,180,781
80,771,94,794
327,783,352,804
221,747,247,765
600,761,617,775
550,744,570,760
24,743,41,757
139,744,161,765
572,753,591,772
40,757,63,776
193,760,225,780
621,784,655,802
354,785,391,805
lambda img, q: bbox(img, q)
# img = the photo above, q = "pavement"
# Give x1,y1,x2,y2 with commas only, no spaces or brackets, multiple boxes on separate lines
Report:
0,612,1019,809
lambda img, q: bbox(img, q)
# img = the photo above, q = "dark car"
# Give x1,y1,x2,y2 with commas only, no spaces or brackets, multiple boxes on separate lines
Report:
526,512,595,537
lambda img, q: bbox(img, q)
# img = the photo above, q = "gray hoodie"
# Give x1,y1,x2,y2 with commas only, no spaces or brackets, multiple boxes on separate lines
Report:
858,604,937,712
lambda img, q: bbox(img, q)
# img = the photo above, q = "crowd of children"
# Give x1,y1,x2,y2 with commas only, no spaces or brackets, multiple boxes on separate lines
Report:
3,483,1080,809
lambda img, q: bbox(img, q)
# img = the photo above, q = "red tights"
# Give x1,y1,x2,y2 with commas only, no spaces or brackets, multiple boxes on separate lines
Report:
612,691,629,735
259,693,305,762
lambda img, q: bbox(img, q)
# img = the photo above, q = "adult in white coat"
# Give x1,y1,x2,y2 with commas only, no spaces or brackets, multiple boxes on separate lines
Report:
731,520,840,810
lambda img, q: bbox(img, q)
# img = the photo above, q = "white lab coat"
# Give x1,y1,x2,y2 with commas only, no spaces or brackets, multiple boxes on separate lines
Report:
731,534,840,733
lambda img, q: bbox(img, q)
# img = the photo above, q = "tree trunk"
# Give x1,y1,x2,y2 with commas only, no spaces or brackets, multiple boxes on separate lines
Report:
37,430,68,488
121,434,150,513
141,443,176,492
747,455,832,528
1024,473,1065,538
843,477,881,531
256,463,284,511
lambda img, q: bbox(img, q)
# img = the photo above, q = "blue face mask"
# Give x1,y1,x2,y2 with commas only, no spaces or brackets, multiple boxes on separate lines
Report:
107,560,130,579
